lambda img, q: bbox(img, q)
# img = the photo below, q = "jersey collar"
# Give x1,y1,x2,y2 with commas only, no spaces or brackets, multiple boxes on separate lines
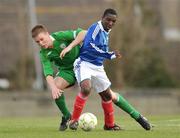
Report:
50,35,55,41
98,21,111,34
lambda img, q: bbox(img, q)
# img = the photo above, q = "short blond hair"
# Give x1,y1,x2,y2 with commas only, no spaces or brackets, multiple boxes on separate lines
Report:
31,24,48,38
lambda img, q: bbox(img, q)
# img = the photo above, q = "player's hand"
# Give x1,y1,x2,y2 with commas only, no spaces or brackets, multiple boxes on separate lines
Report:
114,50,122,59
51,86,64,99
60,47,72,59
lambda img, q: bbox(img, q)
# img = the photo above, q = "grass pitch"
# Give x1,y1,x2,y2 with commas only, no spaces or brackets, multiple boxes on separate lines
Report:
0,115,180,138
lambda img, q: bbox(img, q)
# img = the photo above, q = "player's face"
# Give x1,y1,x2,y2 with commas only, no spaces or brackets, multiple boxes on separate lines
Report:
34,32,53,49
102,14,117,32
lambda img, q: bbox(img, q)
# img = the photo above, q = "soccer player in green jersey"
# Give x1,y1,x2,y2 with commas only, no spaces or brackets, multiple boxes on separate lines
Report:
31,24,86,131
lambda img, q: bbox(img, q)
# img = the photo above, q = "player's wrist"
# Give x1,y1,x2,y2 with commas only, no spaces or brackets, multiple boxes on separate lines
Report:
110,53,116,59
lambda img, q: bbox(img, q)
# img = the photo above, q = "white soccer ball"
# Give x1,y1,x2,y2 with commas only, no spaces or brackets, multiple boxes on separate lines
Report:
79,112,97,131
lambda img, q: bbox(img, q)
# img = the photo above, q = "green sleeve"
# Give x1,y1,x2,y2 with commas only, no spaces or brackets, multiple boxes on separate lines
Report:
51,28,83,41
39,50,54,77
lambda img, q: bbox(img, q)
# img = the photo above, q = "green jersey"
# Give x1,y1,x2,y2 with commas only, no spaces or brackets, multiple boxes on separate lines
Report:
39,28,82,77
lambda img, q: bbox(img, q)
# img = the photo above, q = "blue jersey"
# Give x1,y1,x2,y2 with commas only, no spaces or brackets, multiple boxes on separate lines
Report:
79,21,115,66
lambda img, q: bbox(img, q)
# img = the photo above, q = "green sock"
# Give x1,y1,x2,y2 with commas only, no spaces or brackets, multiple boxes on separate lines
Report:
55,94,71,119
114,93,140,120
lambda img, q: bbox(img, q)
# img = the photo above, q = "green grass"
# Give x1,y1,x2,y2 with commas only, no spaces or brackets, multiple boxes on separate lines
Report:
0,115,180,138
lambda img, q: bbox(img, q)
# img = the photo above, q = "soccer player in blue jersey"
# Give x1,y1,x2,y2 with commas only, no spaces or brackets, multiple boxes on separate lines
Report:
60,8,152,131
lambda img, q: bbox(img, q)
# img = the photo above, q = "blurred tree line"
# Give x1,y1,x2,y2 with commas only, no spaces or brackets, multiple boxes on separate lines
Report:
106,0,177,88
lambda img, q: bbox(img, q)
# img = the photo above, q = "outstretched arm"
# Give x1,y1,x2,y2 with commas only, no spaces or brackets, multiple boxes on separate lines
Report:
46,75,63,99
60,30,87,59
40,50,63,99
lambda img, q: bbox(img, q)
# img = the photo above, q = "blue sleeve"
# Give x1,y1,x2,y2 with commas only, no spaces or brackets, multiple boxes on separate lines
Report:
86,24,115,59
89,43,115,59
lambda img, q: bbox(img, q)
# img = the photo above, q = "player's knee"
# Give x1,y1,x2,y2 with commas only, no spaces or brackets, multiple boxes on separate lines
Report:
81,87,91,96
80,80,91,96
99,91,112,101
105,92,112,101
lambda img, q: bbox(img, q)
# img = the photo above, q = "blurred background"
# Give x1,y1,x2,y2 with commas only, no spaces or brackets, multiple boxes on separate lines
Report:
0,0,179,117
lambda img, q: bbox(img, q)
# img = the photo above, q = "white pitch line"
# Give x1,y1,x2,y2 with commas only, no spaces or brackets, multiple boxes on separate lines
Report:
151,119,180,127
153,119,180,123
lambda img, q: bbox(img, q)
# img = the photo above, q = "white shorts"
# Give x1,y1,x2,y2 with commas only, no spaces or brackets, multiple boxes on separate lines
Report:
73,58,111,93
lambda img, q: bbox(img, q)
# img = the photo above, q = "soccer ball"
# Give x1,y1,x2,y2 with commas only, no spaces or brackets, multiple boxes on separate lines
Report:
79,112,97,131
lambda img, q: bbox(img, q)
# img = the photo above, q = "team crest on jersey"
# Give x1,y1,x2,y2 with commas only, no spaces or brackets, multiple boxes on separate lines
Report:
60,43,66,49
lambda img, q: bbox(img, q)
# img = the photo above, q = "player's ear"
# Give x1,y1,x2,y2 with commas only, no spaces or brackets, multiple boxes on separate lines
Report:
45,31,49,35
